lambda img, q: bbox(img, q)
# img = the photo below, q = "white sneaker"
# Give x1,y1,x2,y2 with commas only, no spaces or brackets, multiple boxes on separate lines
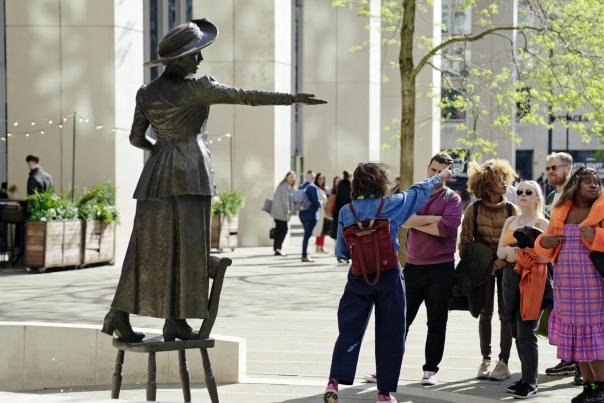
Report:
489,360,511,381
477,359,491,379
421,371,437,385
363,372,377,383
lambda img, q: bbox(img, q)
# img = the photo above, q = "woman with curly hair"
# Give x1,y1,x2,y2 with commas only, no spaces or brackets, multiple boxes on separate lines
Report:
459,159,519,381
535,167,604,403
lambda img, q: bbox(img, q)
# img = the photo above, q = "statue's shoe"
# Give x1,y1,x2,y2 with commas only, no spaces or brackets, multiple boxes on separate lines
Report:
101,309,145,342
163,319,198,342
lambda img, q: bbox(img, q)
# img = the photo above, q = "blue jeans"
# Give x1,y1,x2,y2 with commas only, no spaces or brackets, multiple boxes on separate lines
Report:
301,219,317,258
329,268,406,393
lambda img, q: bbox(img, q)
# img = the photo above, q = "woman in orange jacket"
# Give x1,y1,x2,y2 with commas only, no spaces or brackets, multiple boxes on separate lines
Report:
497,180,549,398
535,167,604,403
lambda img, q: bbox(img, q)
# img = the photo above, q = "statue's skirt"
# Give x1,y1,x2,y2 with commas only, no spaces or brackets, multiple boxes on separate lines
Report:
111,195,210,319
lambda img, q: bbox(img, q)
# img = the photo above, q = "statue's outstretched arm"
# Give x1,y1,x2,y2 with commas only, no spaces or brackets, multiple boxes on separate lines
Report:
196,76,326,106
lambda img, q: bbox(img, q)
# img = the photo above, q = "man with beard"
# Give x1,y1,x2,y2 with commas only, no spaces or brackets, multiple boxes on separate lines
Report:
543,152,583,383
544,152,573,220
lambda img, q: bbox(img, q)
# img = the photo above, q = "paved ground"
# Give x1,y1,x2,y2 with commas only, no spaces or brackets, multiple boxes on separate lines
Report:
0,225,584,402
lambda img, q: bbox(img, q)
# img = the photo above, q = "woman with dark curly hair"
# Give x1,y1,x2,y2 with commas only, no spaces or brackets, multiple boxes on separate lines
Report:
535,167,604,403
459,159,519,381
323,162,452,403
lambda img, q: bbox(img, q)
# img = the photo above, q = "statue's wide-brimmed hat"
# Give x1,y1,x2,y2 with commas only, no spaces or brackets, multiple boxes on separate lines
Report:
144,19,218,67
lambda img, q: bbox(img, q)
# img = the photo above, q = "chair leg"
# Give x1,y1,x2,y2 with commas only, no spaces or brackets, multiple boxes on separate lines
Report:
111,349,125,399
178,350,192,402
200,348,219,403
146,352,157,401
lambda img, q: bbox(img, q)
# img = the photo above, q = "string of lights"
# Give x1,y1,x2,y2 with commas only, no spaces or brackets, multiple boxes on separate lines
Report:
0,114,233,142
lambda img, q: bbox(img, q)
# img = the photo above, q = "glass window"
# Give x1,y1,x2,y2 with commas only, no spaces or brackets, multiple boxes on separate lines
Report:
168,0,177,29
186,0,192,21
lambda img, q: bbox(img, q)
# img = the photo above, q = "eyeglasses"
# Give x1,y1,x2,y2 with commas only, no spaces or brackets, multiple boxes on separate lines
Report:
545,164,569,172
516,189,533,196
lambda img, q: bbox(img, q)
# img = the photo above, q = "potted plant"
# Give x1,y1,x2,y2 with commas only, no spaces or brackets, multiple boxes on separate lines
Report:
25,187,82,271
211,190,246,251
77,183,119,265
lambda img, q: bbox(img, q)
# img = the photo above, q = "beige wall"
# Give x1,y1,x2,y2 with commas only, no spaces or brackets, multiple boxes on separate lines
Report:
6,0,144,261
194,0,292,247
302,0,381,182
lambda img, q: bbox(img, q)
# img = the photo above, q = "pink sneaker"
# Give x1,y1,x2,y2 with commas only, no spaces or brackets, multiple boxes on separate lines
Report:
324,380,339,403
377,392,398,402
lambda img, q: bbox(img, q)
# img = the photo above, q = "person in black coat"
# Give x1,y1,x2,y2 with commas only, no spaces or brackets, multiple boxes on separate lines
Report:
330,170,352,240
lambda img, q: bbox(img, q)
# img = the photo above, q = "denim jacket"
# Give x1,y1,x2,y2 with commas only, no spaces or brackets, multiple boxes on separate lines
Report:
335,175,442,260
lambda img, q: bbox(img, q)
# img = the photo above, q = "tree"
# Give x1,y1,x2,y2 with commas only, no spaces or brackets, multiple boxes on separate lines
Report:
335,0,604,190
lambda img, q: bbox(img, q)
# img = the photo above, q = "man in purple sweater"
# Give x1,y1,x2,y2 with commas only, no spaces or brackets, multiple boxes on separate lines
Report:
402,152,462,385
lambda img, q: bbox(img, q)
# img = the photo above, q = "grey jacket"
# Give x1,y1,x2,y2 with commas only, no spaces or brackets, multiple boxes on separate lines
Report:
270,182,293,221
130,73,294,200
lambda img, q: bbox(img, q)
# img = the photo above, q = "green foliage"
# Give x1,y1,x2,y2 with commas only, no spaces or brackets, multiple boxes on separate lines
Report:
8,184,17,194
211,190,246,222
76,183,119,224
27,187,78,221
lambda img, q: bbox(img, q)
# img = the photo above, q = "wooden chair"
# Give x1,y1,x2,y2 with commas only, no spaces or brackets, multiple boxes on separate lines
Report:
110,256,232,403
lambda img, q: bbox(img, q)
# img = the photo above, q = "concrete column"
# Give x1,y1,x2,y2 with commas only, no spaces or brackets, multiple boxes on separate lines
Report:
302,0,381,180
5,0,144,262
194,0,292,246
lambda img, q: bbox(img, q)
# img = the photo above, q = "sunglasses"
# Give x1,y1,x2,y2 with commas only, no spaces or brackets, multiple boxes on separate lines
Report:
516,189,533,196
545,164,568,172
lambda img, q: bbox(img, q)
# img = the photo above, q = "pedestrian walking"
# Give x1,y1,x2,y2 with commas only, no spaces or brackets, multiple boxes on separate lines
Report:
535,167,604,403
323,162,452,403
498,180,550,399
270,171,296,256
459,159,519,381
313,173,330,253
298,171,322,262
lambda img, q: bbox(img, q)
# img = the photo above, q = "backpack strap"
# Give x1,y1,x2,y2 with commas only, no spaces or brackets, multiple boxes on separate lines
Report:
472,201,480,241
374,198,386,219
506,202,514,218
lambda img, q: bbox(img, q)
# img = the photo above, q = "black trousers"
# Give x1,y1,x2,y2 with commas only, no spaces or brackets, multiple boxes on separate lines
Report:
273,219,288,251
502,265,540,385
404,261,455,373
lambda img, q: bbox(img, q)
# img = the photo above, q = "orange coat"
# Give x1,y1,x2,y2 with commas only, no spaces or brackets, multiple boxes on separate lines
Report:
534,195,604,262
514,248,549,321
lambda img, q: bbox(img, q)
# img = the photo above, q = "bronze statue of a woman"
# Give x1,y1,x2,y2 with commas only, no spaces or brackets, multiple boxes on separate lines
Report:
102,19,325,342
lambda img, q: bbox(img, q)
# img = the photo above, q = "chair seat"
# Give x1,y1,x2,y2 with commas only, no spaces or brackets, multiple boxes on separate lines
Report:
113,336,215,353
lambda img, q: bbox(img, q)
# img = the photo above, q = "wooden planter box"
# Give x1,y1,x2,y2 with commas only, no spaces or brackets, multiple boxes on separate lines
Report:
81,220,116,265
24,220,82,270
211,214,238,252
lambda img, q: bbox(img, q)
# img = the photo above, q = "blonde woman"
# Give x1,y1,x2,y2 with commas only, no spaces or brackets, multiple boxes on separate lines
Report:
497,181,549,398
459,159,518,380
270,171,296,256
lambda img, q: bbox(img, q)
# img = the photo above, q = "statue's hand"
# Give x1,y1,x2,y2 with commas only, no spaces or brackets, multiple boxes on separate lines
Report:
293,93,327,105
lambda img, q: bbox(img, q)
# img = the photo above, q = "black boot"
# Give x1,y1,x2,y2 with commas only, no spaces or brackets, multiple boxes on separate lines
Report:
101,309,145,342
584,382,604,403
163,319,198,342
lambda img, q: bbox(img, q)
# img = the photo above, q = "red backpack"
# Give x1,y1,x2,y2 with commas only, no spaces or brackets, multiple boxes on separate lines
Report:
342,198,399,286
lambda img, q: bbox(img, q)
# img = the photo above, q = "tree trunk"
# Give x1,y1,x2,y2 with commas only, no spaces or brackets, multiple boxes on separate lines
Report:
398,0,416,264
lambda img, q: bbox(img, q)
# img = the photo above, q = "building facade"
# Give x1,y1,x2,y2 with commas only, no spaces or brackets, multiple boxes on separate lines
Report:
1,0,601,253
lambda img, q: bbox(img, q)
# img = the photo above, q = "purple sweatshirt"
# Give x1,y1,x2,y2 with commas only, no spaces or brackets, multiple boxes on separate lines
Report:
405,186,463,265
